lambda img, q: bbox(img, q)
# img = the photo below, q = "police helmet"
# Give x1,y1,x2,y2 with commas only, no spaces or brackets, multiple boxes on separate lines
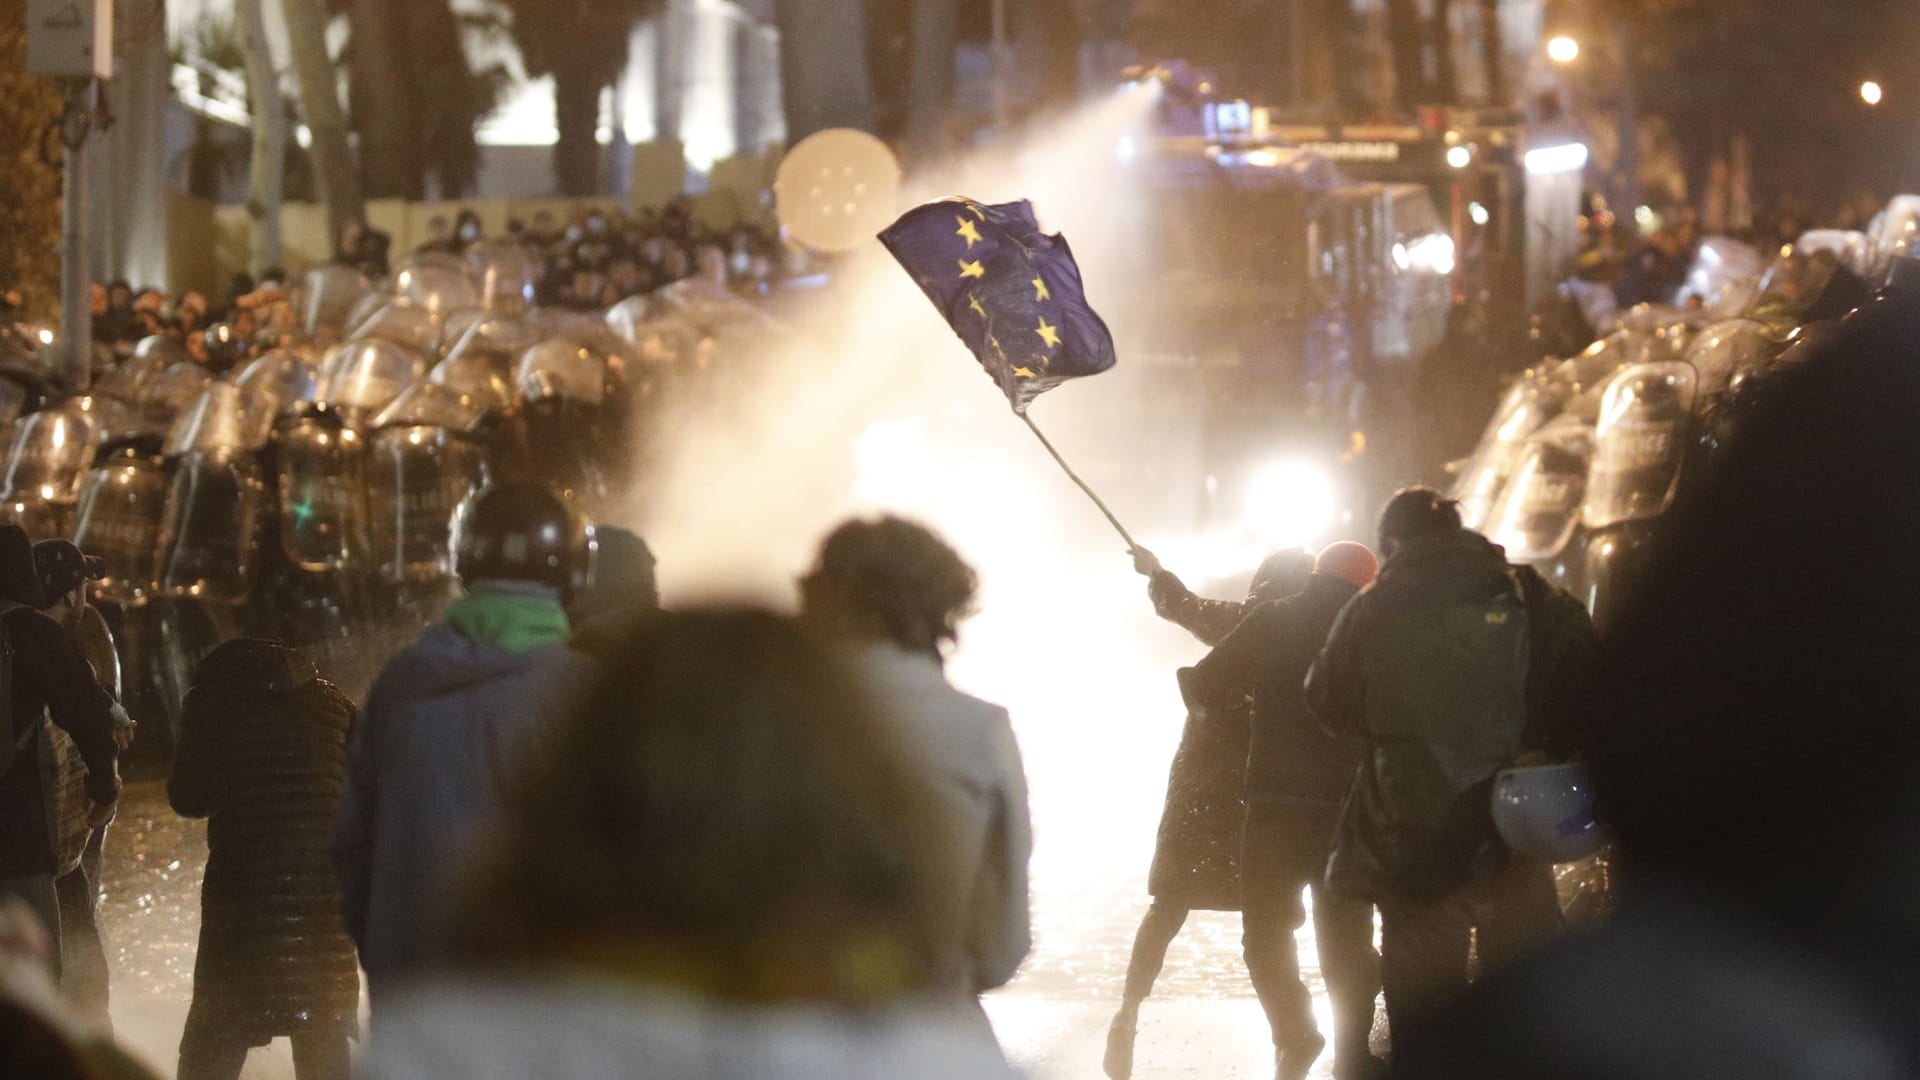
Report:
451,480,595,600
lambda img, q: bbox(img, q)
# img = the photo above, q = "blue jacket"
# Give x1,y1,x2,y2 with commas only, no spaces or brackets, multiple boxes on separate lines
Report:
332,622,583,984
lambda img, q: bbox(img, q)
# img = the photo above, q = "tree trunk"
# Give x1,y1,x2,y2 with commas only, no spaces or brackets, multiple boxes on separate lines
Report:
239,0,285,273
1432,0,1457,104
1614,19,1641,212
399,0,477,197
348,0,421,199
279,0,362,241
1478,0,1506,107
906,0,959,159
553,66,603,196
774,0,876,142
1386,0,1425,110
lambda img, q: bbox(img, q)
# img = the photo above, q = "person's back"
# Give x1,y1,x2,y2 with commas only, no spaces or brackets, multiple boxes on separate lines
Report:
800,517,1032,999
334,481,593,999
1307,491,1563,1044
1309,521,1528,900
364,609,1021,1080
169,639,359,1078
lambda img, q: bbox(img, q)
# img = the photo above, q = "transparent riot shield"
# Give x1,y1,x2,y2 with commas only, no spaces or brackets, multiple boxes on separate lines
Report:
1484,417,1595,565
154,449,266,602
143,362,216,429
3,396,120,504
164,382,275,459
235,351,321,427
467,242,538,317
300,263,375,342
71,443,170,605
348,301,443,357
368,422,486,584
1581,361,1698,531
391,255,480,318
315,339,432,425
274,404,372,573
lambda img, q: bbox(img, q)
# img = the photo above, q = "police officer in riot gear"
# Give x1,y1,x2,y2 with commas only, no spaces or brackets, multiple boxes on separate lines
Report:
333,481,594,1009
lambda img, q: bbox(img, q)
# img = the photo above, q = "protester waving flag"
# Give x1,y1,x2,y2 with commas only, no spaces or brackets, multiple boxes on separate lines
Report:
880,198,1118,415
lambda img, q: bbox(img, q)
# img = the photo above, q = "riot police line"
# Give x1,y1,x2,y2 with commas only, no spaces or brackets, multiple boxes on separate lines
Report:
0,243,784,766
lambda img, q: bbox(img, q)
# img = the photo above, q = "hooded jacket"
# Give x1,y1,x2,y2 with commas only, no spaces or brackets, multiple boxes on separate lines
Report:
168,640,360,1041
1306,528,1531,901
333,612,585,984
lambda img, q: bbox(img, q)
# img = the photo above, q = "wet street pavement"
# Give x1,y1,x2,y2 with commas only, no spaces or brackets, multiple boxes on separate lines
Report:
100,778,1341,1079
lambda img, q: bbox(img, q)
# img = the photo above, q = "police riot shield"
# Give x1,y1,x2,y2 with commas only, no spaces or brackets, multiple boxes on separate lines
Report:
301,263,375,342
467,242,538,317
155,449,267,602
71,442,170,606
164,382,275,459
274,404,372,573
1484,416,1595,565
392,255,480,318
1581,361,1699,531
348,301,443,358
235,351,321,424
3,396,122,505
143,362,216,429
98,339,179,406
367,386,487,584
429,351,516,415
315,339,432,425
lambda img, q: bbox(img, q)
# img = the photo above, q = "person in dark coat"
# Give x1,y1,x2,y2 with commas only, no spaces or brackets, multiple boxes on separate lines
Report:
33,540,128,1029
0,526,119,979
1305,489,1595,1049
333,482,591,1008
1104,547,1314,1080
169,639,359,1080
1393,269,1920,1079
1184,542,1382,1080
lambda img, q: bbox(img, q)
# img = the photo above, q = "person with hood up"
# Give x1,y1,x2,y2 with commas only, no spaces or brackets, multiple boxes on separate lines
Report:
334,481,594,1008
1182,542,1383,1080
363,610,1021,1080
0,526,119,980
1103,547,1316,1080
169,640,360,1080
1305,489,1597,1049
799,517,1032,1008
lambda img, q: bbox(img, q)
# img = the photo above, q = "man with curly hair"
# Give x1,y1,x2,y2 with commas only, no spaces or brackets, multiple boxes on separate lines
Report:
800,517,1033,1012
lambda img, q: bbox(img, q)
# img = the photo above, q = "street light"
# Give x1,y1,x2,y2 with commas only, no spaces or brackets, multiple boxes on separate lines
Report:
1547,36,1581,64
1862,80,1885,106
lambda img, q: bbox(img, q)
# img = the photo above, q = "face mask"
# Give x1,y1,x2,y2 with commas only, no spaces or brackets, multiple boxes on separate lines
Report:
729,252,752,277
459,224,480,243
565,226,584,243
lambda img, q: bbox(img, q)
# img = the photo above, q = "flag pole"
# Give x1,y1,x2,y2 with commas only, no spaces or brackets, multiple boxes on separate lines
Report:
1020,413,1140,551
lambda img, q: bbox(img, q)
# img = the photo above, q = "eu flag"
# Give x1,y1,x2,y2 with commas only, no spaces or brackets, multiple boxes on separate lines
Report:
880,198,1117,414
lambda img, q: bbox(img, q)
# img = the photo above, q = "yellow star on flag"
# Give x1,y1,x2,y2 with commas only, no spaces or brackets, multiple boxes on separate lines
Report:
1032,276,1051,302
959,258,985,280
1035,317,1061,349
1012,366,1037,379
968,294,987,317
957,216,984,249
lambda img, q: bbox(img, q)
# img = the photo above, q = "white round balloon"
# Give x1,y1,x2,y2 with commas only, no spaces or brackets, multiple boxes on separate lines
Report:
774,129,903,255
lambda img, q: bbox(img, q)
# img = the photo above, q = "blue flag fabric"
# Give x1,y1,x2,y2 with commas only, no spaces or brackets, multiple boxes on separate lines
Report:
879,198,1117,414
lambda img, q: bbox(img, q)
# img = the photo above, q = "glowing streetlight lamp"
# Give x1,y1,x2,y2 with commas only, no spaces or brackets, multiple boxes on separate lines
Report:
1862,80,1885,106
1547,36,1581,64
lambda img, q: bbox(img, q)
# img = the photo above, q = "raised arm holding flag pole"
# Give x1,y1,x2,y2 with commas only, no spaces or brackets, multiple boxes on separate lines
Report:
879,197,1139,551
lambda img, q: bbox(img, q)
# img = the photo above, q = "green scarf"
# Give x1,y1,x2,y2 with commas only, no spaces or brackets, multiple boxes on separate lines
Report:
445,591,571,653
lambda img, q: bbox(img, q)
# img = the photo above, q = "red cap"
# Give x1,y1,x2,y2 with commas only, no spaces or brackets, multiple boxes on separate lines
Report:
1314,541,1379,589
